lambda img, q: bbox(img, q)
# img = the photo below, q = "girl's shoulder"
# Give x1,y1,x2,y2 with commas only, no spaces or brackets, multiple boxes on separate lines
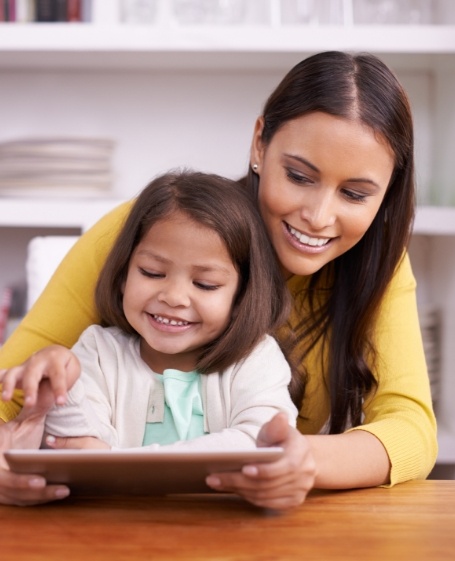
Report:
75,324,137,352
235,334,290,371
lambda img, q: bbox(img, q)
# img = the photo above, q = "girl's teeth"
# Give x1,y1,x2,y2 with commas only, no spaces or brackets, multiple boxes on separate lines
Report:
289,226,329,247
153,315,188,326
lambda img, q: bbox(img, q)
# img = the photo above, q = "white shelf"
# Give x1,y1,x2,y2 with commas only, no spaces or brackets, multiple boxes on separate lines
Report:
0,24,454,70
0,197,123,231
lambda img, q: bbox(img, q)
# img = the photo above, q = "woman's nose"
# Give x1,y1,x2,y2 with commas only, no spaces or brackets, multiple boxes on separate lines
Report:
299,191,336,230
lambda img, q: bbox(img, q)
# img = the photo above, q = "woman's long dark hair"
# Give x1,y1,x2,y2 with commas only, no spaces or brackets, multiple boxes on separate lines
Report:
95,169,289,374
244,51,415,432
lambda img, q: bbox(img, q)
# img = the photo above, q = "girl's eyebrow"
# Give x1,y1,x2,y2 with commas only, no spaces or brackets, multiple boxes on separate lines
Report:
192,264,234,276
136,249,233,276
285,153,382,191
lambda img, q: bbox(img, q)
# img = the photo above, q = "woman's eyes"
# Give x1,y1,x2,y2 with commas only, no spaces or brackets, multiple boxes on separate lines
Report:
341,189,368,203
286,169,313,184
286,168,369,203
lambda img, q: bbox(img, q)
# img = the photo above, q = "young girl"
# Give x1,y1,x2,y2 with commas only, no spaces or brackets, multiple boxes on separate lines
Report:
0,170,297,451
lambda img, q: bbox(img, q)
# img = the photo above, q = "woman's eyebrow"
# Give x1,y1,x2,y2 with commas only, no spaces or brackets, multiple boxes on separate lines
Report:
284,153,319,172
285,153,382,190
346,178,382,191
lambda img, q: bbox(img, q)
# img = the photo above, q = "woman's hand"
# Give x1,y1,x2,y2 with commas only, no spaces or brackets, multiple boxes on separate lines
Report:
206,412,317,510
0,345,80,407
0,380,70,505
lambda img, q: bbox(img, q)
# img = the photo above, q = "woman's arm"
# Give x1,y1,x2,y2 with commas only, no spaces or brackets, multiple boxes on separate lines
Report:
206,254,437,509
205,412,389,510
0,202,132,422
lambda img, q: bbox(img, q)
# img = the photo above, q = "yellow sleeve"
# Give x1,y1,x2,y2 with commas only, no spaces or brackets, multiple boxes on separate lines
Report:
0,201,133,421
350,253,438,484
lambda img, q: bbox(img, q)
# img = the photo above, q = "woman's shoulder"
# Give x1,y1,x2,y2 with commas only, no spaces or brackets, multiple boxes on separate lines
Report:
389,251,415,289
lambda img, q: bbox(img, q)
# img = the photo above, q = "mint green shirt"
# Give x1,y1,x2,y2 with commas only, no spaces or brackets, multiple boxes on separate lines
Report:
142,369,206,446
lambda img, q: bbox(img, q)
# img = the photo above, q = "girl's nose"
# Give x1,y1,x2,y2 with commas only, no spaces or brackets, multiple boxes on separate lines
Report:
157,280,191,308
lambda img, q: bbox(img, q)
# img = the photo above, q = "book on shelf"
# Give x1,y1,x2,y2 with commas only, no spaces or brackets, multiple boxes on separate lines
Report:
1,0,92,22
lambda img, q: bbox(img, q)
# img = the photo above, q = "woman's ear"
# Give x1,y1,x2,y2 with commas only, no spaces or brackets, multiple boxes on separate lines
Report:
250,116,265,172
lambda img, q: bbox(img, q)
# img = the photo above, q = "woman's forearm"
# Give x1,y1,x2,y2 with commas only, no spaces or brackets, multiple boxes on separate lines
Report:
306,429,391,489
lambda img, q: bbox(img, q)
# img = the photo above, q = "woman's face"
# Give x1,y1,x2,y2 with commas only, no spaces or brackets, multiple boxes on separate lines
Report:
251,112,395,277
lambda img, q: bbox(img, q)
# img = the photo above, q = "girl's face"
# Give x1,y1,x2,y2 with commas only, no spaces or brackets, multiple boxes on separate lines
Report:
251,112,395,277
122,211,240,374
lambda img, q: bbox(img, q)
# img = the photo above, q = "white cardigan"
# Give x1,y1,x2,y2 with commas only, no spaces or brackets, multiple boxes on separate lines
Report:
45,325,297,450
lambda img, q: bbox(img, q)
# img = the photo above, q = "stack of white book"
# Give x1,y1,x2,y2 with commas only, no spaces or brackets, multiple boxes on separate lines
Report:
0,137,115,198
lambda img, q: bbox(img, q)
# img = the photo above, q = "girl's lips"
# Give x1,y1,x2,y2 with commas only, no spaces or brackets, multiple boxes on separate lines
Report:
152,313,191,326
283,222,334,253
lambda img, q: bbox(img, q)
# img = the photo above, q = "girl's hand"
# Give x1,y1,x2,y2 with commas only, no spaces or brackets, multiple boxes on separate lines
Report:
206,413,317,510
45,435,110,450
0,345,80,408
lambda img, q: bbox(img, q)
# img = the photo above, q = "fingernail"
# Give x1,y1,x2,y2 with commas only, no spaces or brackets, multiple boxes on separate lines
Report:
28,477,46,489
55,488,70,499
56,395,66,405
242,465,259,477
206,476,221,488
46,435,56,445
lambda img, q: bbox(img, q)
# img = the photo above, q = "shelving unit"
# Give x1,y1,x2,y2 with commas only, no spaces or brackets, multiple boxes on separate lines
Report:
0,20,454,468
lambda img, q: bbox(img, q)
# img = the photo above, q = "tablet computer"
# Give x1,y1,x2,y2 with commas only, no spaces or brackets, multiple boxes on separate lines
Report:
4,447,284,496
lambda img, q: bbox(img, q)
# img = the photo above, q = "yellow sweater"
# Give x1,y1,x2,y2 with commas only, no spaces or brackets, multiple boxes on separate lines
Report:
0,201,437,485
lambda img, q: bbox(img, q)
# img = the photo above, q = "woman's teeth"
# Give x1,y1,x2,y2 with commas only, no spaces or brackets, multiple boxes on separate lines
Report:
288,225,330,247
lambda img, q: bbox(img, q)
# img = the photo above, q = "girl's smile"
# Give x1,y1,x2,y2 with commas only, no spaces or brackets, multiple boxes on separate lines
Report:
122,210,240,374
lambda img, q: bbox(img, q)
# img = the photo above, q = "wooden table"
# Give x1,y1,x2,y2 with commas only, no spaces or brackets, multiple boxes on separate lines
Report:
1,480,454,561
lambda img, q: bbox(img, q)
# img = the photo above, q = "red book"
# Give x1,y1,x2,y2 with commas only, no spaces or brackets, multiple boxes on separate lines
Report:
67,0,81,21
8,0,16,21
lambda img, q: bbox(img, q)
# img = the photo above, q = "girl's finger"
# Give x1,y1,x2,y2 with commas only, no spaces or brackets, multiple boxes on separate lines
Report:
0,367,24,401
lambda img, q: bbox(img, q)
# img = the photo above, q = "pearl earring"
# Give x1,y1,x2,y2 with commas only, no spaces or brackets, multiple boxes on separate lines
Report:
252,164,258,172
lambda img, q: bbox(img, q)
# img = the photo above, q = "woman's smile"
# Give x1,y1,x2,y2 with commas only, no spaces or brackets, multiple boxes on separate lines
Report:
252,111,394,277
284,221,333,251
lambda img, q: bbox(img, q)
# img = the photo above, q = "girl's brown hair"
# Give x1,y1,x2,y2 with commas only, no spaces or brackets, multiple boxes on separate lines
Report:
243,51,416,432
95,170,290,374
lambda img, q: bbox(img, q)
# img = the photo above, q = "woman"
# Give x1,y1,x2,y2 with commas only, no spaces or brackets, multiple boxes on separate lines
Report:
0,51,437,508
